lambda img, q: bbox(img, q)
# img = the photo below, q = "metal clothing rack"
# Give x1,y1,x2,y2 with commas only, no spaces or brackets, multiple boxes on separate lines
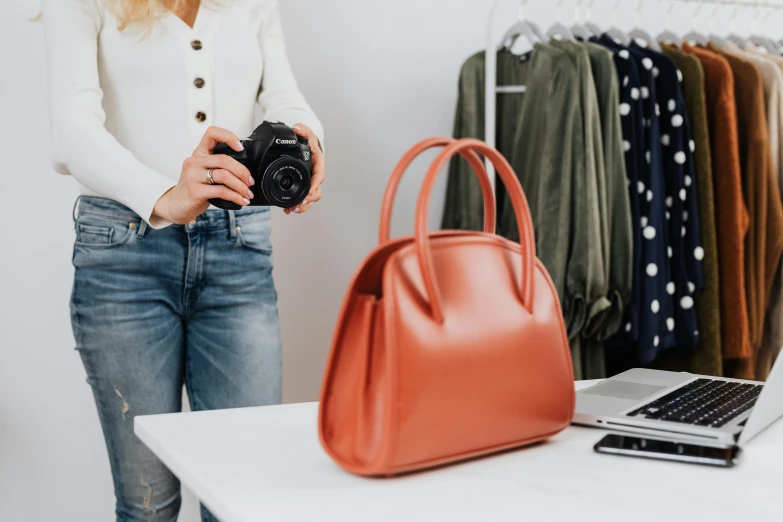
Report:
483,0,783,190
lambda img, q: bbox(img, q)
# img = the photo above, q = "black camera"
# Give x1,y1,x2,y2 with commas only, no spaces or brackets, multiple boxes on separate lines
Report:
209,121,313,210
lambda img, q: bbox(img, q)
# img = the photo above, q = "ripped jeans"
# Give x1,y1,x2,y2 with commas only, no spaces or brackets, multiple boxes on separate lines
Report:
70,197,282,522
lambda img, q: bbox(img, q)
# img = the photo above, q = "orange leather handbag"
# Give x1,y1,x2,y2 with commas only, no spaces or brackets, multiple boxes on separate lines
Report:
318,138,575,476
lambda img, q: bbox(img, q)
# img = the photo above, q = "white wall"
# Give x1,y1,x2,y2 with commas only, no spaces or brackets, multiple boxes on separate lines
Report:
1,0,780,520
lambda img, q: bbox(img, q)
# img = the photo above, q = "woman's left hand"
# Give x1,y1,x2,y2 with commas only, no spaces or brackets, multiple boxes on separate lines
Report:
287,123,325,215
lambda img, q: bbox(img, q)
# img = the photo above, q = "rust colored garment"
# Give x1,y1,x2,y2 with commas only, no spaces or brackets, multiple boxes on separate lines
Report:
683,44,751,369
708,43,783,380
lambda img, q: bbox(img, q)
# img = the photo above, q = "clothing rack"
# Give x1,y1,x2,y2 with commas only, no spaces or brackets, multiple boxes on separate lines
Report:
484,0,783,191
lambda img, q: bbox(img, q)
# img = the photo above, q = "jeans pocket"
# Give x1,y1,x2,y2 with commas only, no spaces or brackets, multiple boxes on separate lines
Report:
236,210,273,254
75,215,137,249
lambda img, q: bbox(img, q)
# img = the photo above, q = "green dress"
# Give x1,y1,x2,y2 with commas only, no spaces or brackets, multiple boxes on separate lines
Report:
442,44,621,379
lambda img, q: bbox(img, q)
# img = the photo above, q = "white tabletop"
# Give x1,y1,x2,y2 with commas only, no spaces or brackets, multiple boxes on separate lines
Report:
135,381,783,522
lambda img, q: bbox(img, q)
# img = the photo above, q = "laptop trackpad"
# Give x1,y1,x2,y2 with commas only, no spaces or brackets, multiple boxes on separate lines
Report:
582,380,666,401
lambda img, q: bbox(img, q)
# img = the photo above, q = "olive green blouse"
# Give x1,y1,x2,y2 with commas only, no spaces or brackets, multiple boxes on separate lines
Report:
441,43,633,379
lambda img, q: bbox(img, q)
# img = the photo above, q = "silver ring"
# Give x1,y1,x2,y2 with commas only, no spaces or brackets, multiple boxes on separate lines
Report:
206,168,215,185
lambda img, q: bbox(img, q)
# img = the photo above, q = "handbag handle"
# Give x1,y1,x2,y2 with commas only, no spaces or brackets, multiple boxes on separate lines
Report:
415,139,537,323
379,137,496,245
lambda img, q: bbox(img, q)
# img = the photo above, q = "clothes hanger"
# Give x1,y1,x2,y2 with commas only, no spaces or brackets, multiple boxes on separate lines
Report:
725,5,748,47
628,0,661,51
604,0,631,45
682,0,709,46
708,2,726,47
499,0,544,54
546,0,576,41
748,5,782,54
570,0,595,40
583,0,603,37
656,0,682,47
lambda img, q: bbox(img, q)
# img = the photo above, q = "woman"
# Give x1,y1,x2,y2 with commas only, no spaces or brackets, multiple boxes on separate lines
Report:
41,0,325,520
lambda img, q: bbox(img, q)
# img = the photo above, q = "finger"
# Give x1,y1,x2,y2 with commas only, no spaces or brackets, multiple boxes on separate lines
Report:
192,155,254,187
288,186,321,214
292,123,325,161
293,124,326,197
293,123,324,152
198,184,251,208
210,169,254,201
300,187,322,213
193,126,244,157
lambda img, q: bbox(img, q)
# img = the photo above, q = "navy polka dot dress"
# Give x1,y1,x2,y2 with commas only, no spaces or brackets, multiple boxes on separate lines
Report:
596,35,674,364
636,43,704,351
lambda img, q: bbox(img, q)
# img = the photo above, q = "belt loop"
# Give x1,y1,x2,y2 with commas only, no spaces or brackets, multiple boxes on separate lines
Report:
228,210,237,241
137,220,148,239
72,196,81,222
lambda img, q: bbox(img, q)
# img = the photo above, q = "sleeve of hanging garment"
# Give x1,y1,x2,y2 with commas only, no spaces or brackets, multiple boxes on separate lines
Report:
256,1,324,147
506,45,602,342
659,45,723,377
42,0,178,228
550,41,610,343
442,52,487,232
585,44,634,343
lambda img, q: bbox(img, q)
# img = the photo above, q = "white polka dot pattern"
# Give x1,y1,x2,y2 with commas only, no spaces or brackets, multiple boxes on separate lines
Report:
674,151,686,164
647,263,658,277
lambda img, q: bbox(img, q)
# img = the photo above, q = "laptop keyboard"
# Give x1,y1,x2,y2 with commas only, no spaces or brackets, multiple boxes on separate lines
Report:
627,378,763,428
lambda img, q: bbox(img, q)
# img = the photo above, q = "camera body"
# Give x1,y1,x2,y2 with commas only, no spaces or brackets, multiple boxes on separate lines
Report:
209,121,313,210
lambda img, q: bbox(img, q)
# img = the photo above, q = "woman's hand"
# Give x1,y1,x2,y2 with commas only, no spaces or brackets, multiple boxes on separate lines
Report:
286,123,325,215
153,126,254,225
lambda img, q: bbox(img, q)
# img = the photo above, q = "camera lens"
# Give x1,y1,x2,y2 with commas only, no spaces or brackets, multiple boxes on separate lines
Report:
261,158,311,208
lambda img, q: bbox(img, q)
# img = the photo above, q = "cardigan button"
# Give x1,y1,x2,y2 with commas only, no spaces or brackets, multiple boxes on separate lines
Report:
191,40,203,50
195,111,207,123
194,78,205,89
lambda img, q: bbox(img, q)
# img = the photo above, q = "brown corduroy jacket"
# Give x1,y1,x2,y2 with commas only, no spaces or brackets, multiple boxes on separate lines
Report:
683,43,751,369
657,45,722,377
708,43,783,380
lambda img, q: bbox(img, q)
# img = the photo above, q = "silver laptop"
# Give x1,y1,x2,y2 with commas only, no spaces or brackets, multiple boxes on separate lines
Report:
574,350,783,447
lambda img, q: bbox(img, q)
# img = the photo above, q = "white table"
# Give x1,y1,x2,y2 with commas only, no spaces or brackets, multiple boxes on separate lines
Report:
135,381,783,522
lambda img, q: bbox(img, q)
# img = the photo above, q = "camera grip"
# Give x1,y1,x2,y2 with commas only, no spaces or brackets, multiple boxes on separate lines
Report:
208,141,248,210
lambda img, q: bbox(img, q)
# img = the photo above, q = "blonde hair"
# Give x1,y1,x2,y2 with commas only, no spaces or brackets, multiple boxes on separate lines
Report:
110,0,226,31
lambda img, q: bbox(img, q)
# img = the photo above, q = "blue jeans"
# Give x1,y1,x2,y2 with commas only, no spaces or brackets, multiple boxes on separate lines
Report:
70,197,282,522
